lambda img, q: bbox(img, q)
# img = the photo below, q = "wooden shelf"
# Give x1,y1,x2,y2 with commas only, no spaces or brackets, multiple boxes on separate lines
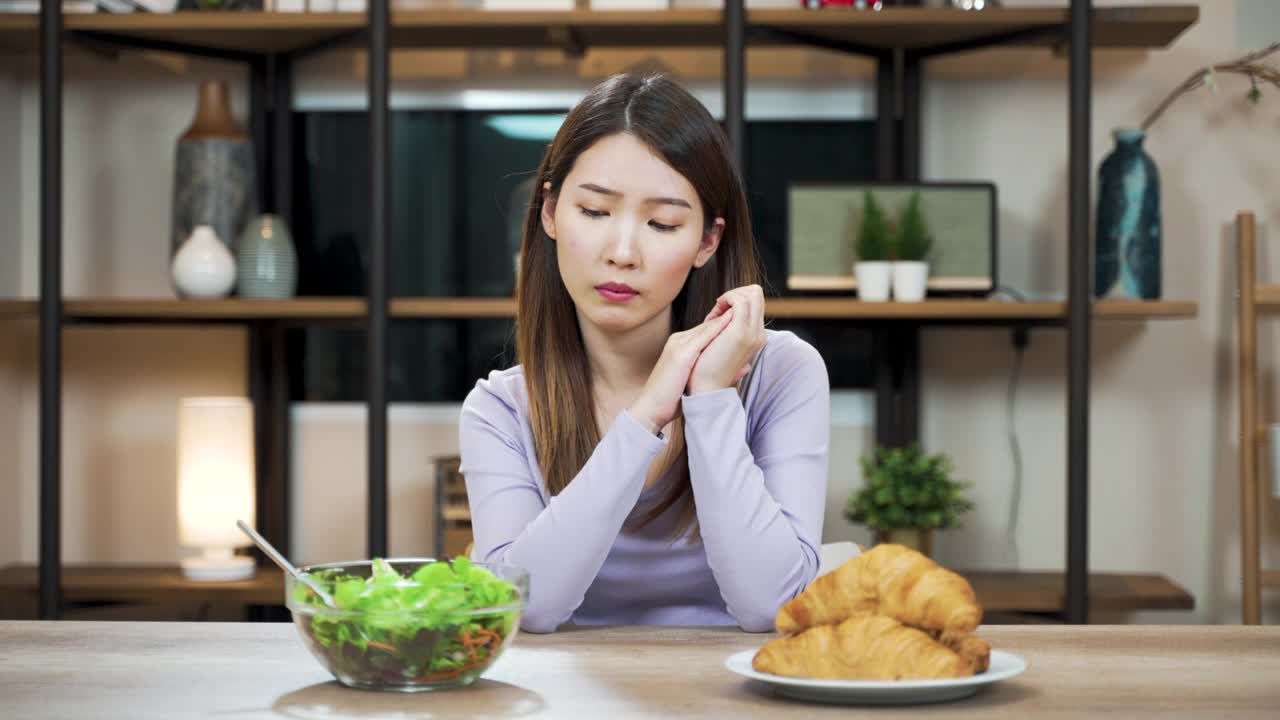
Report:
0,297,513,321
67,297,365,320
1089,299,1199,319
0,300,34,318
393,297,517,319
0,11,360,56
60,297,518,320
752,5,1196,51
1255,284,1280,310
0,297,1198,323
0,6,1198,57
0,563,1192,619
966,570,1194,613
766,298,1198,321
0,564,284,614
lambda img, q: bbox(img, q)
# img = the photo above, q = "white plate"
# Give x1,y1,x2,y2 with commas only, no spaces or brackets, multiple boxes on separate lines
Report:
725,648,1027,705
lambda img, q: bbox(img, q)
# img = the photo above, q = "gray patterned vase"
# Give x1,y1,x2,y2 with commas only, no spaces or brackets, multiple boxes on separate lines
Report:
236,214,297,298
172,80,258,258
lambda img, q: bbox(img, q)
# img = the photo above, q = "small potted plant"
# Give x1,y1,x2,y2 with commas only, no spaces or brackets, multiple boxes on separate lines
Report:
844,445,973,557
891,191,933,302
853,190,892,302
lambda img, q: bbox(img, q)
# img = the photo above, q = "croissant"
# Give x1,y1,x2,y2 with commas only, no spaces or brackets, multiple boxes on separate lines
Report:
931,629,991,674
876,544,982,633
773,548,879,634
753,614,975,681
775,544,982,634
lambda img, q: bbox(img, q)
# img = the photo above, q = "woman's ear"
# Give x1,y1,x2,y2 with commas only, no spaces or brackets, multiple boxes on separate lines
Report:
692,217,725,269
540,181,558,240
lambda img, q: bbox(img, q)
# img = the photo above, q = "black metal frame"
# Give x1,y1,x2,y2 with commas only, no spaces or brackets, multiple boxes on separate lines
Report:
724,0,745,170
38,0,63,622
367,0,391,559
34,0,1094,624
1066,0,1092,626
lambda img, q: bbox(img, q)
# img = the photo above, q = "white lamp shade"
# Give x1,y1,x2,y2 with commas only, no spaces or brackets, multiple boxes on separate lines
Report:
177,397,256,549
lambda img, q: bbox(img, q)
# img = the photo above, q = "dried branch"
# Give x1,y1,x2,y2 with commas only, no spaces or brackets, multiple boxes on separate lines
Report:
1140,42,1280,132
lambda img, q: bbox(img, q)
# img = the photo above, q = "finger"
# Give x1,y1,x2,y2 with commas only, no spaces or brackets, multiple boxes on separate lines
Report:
694,307,734,343
726,292,751,335
703,296,732,323
733,363,752,383
705,292,743,325
748,288,764,338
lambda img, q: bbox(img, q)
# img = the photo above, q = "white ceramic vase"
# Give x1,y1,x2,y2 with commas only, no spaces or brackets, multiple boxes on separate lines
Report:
172,225,236,298
892,261,930,302
854,261,892,302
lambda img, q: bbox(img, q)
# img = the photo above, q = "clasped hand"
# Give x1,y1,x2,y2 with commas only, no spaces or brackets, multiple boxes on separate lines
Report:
628,285,765,434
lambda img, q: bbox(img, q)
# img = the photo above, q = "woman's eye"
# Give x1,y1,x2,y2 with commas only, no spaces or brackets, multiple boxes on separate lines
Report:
650,221,679,233
579,207,608,219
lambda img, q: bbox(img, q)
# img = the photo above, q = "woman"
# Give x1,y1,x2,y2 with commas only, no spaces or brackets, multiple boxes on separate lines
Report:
460,73,831,633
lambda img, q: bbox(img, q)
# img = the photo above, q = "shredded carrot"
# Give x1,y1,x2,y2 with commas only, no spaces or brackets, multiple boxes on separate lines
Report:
365,640,404,656
409,628,508,683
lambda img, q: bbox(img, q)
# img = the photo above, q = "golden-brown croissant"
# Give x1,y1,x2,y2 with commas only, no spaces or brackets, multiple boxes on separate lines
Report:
753,614,975,681
930,629,991,674
775,544,981,634
773,549,880,633
875,544,982,633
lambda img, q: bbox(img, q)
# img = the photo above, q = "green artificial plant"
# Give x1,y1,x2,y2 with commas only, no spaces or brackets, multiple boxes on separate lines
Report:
893,191,933,262
854,190,891,262
845,445,974,531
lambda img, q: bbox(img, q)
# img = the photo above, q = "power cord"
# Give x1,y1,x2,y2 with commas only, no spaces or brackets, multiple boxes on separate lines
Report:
1005,326,1028,568
992,285,1028,303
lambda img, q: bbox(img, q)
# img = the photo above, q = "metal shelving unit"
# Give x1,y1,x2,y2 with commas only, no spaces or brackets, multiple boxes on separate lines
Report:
17,1,1200,623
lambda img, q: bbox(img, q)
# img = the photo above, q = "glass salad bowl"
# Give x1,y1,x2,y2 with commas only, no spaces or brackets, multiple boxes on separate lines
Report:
285,557,528,692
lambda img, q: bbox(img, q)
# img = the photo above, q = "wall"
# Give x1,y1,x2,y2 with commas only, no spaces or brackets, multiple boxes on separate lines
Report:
0,314,19,567
0,320,19,567
1,63,20,566
3,0,1277,623
290,404,463,565
1,62,16,298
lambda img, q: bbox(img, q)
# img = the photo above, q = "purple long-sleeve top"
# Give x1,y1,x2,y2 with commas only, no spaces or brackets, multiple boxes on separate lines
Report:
458,329,830,633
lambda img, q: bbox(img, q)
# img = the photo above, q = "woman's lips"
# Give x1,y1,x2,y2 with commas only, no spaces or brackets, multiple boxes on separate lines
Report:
596,283,638,302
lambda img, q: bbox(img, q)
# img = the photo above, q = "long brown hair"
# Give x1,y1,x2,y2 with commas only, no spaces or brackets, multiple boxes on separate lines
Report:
516,73,761,538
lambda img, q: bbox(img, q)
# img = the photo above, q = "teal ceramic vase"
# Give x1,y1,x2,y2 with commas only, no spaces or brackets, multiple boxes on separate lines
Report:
1095,127,1161,299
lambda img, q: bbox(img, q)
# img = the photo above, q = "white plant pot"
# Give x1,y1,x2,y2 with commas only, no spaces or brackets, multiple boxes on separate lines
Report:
172,225,236,298
854,261,892,302
892,261,930,302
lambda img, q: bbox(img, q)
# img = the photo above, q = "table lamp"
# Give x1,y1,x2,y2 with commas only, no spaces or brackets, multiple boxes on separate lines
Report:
177,397,256,581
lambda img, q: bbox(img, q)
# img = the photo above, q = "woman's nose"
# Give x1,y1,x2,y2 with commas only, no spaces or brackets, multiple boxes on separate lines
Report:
605,225,639,268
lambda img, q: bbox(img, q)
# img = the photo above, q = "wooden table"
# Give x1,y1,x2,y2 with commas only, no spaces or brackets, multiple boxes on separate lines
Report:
0,564,1194,620
2,622,1275,718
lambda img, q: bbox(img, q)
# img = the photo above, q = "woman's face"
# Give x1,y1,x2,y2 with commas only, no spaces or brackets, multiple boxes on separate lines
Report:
542,132,722,335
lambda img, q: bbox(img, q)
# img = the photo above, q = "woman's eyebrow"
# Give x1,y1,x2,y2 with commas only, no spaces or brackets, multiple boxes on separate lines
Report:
578,182,692,209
